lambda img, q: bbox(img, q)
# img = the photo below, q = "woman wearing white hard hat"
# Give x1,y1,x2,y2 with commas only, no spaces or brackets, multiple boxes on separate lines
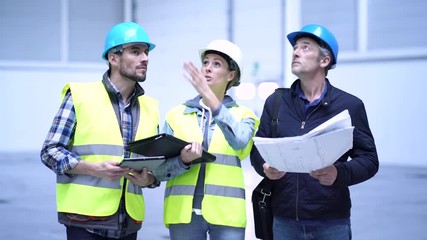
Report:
153,40,259,240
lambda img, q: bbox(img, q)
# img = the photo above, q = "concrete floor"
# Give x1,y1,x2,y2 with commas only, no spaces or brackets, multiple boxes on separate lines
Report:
1,152,426,240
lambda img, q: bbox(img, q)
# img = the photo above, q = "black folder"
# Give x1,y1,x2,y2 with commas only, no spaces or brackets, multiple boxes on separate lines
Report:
125,133,216,164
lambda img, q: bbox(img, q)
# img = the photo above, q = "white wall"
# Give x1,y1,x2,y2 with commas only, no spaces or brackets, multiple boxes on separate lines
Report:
328,59,427,167
0,69,103,152
0,0,426,168
139,0,230,124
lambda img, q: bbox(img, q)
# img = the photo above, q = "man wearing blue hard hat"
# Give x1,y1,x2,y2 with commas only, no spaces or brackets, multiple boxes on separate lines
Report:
251,24,379,240
41,22,160,239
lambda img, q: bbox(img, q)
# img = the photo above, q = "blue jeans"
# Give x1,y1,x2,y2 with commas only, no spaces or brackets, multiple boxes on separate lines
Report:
66,226,137,240
273,216,352,240
168,212,245,240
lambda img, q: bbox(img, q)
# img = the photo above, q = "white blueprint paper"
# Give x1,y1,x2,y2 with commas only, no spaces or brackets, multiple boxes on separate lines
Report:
253,110,354,173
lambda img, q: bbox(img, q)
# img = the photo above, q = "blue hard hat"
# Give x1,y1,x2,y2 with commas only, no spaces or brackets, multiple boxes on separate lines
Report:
102,22,156,60
287,24,339,68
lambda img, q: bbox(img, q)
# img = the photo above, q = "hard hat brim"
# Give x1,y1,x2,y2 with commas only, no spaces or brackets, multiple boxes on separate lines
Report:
102,42,156,61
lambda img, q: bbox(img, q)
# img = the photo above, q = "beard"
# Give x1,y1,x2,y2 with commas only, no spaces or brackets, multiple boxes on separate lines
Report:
119,62,147,82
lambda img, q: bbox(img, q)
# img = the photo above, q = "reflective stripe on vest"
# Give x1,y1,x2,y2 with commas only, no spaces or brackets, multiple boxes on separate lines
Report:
163,104,257,228
57,81,158,220
164,154,244,198
71,144,124,157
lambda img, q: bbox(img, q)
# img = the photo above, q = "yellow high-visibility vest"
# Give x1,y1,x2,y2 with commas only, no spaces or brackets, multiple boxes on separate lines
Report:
56,81,159,221
163,104,259,228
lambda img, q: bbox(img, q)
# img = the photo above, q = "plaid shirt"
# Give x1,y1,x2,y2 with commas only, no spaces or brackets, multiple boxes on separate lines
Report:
41,74,144,238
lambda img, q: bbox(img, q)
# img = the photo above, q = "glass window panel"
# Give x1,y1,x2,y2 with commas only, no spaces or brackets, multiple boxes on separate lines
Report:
368,0,427,50
68,0,123,62
0,0,61,61
301,0,358,52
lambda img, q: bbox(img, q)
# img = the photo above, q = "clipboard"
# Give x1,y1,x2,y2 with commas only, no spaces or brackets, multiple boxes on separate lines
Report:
125,133,216,164
119,156,165,171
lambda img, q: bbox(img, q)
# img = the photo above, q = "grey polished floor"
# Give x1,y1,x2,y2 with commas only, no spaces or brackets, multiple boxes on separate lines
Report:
1,152,426,240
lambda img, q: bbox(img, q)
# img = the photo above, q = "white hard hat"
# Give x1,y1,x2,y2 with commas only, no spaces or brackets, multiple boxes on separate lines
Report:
199,39,242,87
